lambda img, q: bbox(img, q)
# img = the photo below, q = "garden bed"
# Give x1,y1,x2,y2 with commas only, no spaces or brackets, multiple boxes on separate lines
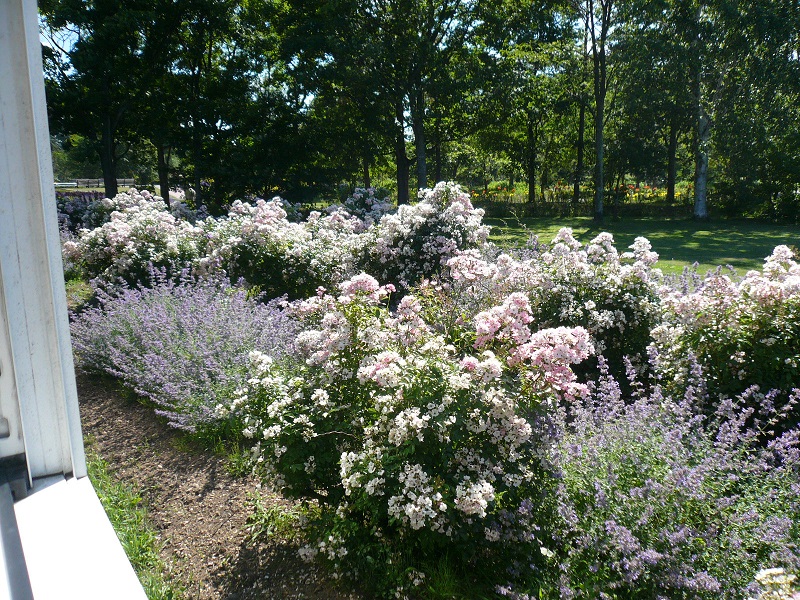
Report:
64,184,800,599
78,373,364,600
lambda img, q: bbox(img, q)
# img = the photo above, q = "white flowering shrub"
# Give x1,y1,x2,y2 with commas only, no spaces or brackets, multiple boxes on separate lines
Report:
66,183,489,299
201,197,371,299
653,245,800,429
327,187,394,228
65,190,203,286
751,568,800,600
420,228,662,385
367,181,490,291
225,273,592,595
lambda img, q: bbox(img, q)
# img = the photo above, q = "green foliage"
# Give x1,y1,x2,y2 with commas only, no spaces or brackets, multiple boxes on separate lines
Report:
245,493,308,544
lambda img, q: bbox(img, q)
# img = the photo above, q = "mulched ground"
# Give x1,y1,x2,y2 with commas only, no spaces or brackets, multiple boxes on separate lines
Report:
77,374,365,600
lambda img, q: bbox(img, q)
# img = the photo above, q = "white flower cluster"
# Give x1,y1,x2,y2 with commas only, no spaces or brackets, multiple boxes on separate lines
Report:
69,189,202,284
454,479,495,518
387,464,447,530
751,568,800,600
68,184,487,295
328,187,394,227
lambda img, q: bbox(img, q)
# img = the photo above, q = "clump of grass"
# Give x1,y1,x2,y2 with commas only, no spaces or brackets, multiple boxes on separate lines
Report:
245,492,309,545
85,439,182,600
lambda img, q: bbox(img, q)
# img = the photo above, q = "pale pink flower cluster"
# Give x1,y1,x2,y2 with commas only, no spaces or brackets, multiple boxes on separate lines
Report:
369,181,490,290
460,351,504,383
439,229,661,360
741,245,800,305
295,309,352,366
474,292,534,347
74,191,202,283
658,246,800,337
654,245,800,388
454,479,495,518
358,351,406,388
327,187,394,228
338,272,393,304
511,327,594,401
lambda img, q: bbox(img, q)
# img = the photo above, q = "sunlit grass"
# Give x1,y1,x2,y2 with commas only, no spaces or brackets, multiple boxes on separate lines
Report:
487,216,800,276
86,438,182,600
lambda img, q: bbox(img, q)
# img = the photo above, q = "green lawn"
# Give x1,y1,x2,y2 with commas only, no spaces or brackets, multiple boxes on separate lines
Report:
486,216,800,276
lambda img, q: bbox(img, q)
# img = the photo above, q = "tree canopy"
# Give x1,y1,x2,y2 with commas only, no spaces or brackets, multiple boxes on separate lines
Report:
41,0,800,219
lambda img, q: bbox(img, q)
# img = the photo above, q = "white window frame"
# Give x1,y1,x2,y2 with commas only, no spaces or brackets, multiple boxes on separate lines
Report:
0,1,146,598
0,0,85,481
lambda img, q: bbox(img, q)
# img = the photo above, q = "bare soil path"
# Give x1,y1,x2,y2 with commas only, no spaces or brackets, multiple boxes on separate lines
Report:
77,374,364,600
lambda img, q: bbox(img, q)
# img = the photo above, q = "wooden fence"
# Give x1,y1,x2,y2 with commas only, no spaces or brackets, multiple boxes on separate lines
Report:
54,178,135,188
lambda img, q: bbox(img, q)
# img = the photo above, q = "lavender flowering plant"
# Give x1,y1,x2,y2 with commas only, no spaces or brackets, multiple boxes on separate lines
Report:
70,273,298,434
541,360,800,599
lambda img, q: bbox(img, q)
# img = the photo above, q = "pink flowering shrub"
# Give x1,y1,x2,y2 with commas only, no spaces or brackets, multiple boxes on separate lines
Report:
422,228,661,384
366,181,490,291
224,273,591,595
201,191,392,298
654,245,800,429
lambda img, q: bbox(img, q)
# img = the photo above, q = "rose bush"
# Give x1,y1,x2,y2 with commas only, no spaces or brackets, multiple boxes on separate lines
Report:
418,228,661,385
653,245,800,432
64,192,203,286
66,183,487,297
223,273,591,596
365,181,490,292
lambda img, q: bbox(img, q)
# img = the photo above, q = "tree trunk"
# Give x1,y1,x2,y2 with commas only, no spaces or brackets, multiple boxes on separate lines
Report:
157,142,170,203
694,104,710,219
574,101,586,206
540,168,547,203
363,153,371,189
527,116,537,206
594,92,605,222
411,87,427,190
395,105,410,204
666,123,678,204
589,0,607,223
434,117,442,184
100,114,118,199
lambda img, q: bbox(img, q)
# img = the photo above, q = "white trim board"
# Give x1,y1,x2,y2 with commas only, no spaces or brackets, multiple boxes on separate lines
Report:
14,476,147,600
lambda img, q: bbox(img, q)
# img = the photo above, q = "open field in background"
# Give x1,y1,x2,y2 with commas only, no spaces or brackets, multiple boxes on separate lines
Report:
487,216,800,276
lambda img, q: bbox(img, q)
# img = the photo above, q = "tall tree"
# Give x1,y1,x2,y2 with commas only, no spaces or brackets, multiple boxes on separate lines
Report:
271,0,482,203
41,0,155,198
575,0,615,221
